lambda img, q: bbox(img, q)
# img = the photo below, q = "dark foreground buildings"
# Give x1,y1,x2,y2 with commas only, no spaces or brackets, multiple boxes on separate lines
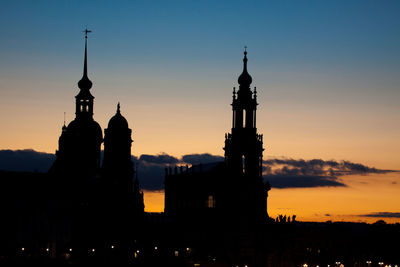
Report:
0,35,399,266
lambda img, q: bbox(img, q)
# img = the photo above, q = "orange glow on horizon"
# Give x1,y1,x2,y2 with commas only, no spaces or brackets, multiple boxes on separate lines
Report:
143,173,400,224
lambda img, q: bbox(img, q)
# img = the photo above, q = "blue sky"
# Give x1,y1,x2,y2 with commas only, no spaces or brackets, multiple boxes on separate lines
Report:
1,0,400,221
0,0,400,166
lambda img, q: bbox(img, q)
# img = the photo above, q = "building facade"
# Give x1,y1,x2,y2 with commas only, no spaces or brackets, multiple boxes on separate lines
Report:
165,50,271,225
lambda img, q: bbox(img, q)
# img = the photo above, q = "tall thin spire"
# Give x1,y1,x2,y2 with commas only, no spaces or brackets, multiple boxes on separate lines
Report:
78,28,93,91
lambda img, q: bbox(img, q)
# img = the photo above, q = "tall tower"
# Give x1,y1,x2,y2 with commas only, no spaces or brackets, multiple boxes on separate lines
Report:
224,49,264,178
50,29,102,176
224,49,268,220
102,103,134,191
76,29,94,120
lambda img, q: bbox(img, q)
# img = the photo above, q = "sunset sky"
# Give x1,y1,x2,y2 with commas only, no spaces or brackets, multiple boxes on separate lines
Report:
0,0,399,223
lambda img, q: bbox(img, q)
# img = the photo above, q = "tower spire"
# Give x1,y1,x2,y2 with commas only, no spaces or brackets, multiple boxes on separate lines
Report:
78,28,93,91
238,47,252,87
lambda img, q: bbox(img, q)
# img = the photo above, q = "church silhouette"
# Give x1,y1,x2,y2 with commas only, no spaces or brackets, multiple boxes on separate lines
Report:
0,31,399,266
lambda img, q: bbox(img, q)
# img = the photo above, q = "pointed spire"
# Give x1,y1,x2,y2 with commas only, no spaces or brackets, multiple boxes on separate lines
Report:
238,47,252,87
62,112,67,131
78,28,93,91
117,102,121,114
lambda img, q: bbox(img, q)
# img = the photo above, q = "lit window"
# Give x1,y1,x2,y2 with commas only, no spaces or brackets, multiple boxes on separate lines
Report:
243,110,246,128
207,195,216,208
242,155,246,174
174,250,179,257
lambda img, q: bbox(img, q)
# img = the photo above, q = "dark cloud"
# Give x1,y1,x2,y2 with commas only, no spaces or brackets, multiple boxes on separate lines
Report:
360,212,400,218
0,149,55,172
181,154,224,165
138,153,179,165
267,175,345,188
0,150,396,191
264,158,395,189
135,160,166,191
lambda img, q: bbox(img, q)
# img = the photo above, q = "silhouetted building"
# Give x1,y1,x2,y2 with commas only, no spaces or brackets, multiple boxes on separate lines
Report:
49,32,102,178
46,31,144,261
165,50,271,225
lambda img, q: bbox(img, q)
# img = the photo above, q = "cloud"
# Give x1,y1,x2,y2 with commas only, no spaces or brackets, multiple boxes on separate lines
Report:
264,158,395,189
360,212,400,218
138,153,179,165
181,153,224,165
266,175,345,188
0,149,55,172
0,150,396,191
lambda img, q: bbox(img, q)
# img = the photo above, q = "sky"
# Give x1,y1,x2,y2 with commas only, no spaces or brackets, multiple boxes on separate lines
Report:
0,0,399,223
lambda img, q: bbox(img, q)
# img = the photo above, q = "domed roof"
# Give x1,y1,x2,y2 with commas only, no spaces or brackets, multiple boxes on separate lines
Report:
78,75,93,91
67,117,103,142
108,103,129,129
238,50,252,87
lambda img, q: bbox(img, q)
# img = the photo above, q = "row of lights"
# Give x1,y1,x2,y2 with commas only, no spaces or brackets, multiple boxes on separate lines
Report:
302,262,399,267
19,246,191,255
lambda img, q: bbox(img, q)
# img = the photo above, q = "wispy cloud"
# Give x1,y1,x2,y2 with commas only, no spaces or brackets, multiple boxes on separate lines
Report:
264,158,395,189
359,212,400,218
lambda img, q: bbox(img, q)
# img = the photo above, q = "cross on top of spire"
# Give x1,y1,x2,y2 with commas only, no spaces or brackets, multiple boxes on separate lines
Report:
84,27,92,39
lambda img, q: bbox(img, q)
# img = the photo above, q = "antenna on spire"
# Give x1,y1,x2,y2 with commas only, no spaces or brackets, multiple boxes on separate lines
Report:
117,102,121,113
63,112,66,126
244,45,247,52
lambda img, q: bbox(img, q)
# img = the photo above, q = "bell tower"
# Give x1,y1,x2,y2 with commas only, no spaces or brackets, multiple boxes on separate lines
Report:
76,28,94,120
224,49,264,179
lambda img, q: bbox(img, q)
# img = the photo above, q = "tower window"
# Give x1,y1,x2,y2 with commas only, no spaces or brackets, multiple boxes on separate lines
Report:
242,155,246,174
207,195,215,208
243,110,246,128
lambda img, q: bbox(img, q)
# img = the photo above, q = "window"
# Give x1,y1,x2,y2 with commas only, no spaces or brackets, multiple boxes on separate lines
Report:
242,155,246,174
243,110,246,128
207,195,215,208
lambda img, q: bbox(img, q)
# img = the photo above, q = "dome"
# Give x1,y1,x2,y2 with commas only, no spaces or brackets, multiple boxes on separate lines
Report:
238,51,252,87
107,103,129,129
67,118,103,142
78,75,93,91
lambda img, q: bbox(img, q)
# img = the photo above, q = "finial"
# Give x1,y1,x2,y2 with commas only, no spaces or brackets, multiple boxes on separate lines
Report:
117,102,121,114
83,27,92,39
232,87,236,99
78,28,93,90
238,48,252,86
254,86,257,94
63,112,66,126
